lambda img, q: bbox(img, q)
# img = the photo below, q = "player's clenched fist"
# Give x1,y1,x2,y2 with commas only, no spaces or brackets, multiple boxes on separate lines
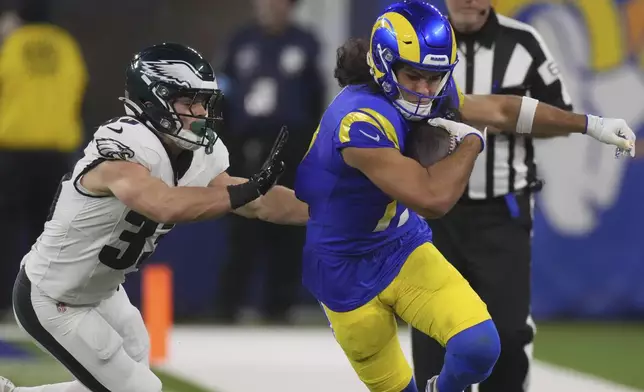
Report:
428,117,487,152
585,115,637,157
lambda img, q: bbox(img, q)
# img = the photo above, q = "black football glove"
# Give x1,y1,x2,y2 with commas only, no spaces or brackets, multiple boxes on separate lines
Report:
249,125,288,194
227,126,289,209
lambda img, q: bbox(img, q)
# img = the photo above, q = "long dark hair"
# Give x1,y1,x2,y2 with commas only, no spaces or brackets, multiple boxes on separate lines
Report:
334,37,380,90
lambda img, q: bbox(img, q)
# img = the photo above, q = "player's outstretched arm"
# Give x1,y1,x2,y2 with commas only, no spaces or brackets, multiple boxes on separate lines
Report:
257,186,309,225
82,160,266,224
460,94,636,156
342,135,482,219
209,172,309,225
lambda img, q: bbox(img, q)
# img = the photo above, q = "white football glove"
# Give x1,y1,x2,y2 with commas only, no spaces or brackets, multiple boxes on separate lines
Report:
585,115,636,158
428,117,486,152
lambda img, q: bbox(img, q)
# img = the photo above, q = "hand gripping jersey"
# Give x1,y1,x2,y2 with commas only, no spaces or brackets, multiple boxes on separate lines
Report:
294,79,463,312
22,116,229,305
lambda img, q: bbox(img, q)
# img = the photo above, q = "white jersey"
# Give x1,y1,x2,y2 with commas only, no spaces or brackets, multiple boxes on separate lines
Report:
22,116,229,305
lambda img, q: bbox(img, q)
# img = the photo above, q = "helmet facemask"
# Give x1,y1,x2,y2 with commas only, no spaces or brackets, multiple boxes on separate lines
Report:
390,60,455,120
140,82,223,154
368,44,456,121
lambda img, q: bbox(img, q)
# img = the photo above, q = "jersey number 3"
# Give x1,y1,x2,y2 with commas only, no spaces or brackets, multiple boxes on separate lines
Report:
99,211,172,270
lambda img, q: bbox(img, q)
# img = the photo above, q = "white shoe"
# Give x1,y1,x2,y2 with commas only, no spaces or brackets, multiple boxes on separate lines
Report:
425,375,438,392
0,377,15,392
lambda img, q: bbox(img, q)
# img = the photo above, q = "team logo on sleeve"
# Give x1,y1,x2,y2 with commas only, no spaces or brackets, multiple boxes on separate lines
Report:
95,138,135,160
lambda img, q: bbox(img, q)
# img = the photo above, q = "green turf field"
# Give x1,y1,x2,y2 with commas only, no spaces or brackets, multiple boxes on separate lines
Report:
0,340,212,392
534,322,644,390
0,361,211,391
1,322,642,391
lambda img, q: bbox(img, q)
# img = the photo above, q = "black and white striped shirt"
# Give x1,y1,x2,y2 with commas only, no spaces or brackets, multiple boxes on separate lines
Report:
452,9,573,200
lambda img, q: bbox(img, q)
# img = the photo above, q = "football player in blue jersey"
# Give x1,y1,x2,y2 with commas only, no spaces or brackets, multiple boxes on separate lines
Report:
293,1,636,392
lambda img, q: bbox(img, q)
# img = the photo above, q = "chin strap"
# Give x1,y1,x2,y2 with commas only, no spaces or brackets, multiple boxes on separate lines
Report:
119,97,219,154
118,96,145,117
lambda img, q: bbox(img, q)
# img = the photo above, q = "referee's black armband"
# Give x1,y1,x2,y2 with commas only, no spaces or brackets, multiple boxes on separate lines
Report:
227,182,261,210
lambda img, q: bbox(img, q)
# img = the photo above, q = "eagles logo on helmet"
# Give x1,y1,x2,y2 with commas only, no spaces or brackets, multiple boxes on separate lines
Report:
121,43,224,154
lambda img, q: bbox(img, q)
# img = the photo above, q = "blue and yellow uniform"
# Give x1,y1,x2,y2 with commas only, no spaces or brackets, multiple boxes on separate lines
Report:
294,2,497,392
297,79,462,311
295,82,490,391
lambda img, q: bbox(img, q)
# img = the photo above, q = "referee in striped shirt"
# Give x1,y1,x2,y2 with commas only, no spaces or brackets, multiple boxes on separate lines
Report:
411,1,573,391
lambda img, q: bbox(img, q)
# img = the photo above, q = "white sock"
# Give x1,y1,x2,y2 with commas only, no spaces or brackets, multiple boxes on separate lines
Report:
15,381,90,392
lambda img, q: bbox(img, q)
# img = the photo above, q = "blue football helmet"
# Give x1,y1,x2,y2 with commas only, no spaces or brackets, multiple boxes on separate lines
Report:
367,0,458,120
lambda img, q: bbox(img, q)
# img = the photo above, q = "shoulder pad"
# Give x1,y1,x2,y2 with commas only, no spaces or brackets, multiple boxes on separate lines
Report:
352,90,403,125
187,136,231,186
91,116,166,172
209,137,230,177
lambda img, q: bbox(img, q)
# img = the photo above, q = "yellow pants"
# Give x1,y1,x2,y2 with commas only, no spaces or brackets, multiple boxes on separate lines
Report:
322,242,491,392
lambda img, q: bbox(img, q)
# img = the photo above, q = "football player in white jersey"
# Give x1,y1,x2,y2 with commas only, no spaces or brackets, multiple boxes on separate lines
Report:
1,43,309,392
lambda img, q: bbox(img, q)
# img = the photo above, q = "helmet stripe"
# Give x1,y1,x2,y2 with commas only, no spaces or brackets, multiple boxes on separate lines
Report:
369,16,390,79
449,23,458,64
380,12,421,63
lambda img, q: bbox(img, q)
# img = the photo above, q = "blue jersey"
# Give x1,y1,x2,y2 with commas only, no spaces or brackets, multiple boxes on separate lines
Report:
294,79,463,312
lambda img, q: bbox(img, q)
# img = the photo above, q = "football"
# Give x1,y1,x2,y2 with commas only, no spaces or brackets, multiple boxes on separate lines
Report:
404,120,457,167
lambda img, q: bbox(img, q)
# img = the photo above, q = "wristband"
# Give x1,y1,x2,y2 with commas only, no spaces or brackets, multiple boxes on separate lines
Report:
585,114,602,137
227,181,261,210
